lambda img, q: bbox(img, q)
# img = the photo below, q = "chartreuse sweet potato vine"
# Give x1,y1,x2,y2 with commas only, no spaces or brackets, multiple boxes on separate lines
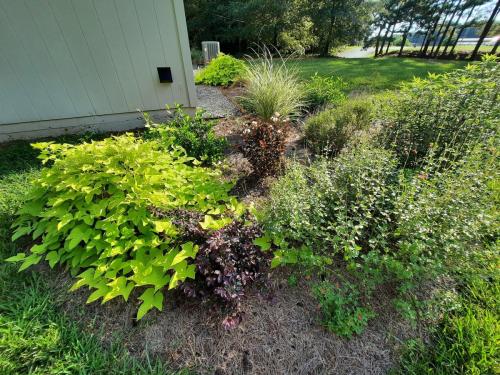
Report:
6,135,245,319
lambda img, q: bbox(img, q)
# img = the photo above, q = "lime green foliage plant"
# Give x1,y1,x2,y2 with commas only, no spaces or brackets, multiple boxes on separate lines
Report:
6,135,242,319
304,96,375,155
379,57,499,165
195,53,246,86
304,73,346,110
239,47,305,120
144,106,227,165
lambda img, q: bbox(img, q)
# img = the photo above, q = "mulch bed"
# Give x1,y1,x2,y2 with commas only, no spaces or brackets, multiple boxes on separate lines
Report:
44,89,424,375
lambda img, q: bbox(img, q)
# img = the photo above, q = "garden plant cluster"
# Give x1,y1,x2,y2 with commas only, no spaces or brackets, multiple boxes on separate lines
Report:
6,53,499,374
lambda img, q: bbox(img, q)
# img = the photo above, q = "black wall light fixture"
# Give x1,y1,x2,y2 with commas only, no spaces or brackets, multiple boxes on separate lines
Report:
157,67,173,83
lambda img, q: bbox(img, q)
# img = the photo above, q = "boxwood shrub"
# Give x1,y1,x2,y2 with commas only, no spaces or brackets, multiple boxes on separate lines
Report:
195,53,245,86
304,96,375,156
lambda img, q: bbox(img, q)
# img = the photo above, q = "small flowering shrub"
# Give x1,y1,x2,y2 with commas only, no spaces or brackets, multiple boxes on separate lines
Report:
304,73,347,110
240,114,290,177
144,106,227,165
195,53,245,86
6,135,245,320
263,144,398,260
313,281,375,337
379,57,499,165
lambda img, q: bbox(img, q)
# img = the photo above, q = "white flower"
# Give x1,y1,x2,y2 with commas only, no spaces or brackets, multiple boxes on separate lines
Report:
243,128,251,134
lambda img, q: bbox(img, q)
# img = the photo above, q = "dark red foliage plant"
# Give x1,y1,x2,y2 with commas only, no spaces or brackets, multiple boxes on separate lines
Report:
149,207,270,329
240,115,290,177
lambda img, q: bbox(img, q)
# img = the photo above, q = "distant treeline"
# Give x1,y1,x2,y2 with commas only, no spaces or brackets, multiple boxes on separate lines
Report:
184,0,374,56
368,0,500,59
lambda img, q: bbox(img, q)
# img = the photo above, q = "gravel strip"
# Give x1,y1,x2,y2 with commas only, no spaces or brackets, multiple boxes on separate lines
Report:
196,85,240,118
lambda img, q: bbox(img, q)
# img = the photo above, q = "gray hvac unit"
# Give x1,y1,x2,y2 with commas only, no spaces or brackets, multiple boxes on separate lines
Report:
202,41,220,64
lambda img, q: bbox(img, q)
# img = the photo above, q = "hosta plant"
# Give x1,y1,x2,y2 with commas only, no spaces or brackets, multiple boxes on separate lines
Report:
6,135,244,320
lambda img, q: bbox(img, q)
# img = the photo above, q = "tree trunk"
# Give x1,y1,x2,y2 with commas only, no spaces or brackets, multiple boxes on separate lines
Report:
399,20,414,56
379,23,393,55
321,5,337,57
449,5,476,55
471,0,500,60
422,13,443,56
431,8,451,56
434,1,461,57
385,24,397,54
491,38,500,54
442,5,465,54
420,28,431,53
374,24,385,56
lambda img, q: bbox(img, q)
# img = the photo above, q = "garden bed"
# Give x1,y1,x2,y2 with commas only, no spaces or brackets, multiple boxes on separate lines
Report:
48,264,418,375
2,56,497,375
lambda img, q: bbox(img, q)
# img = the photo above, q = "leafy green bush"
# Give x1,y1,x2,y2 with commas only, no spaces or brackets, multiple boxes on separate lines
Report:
144,106,227,164
392,35,411,47
313,281,375,337
239,48,305,120
379,57,499,165
6,135,243,320
304,73,346,110
195,53,245,86
191,48,203,65
304,96,375,155
263,144,398,262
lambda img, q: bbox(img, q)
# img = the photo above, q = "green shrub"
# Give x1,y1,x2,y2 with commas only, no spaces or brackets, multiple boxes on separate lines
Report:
144,106,227,165
194,53,245,86
394,143,498,273
304,96,375,155
191,48,203,65
304,73,347,110
379,57,499,166
239,48,305,120
6,135,243,320
313,281,375,337
392,35,411,47
263,144,398,262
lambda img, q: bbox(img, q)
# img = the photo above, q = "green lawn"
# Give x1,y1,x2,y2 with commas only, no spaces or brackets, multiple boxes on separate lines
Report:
0,140,186,375
289,57,468,92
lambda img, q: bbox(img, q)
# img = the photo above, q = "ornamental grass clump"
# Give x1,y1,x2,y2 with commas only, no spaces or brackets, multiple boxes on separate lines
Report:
239,47,305,121
6,135,248,320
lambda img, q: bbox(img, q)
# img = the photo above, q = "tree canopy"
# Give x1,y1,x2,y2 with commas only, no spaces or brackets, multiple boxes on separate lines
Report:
184,0,373,56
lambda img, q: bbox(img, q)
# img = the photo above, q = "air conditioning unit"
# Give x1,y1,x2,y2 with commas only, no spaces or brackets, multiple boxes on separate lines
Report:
202,41,220,64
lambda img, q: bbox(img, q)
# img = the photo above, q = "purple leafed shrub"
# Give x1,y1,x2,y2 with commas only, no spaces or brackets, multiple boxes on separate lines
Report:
149,207,269,328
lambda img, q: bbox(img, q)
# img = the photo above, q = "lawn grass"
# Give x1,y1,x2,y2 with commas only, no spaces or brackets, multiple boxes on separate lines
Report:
0,140,186,375
288,57,468,92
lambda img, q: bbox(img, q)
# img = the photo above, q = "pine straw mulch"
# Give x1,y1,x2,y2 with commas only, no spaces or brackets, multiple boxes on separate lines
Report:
48,266,420,375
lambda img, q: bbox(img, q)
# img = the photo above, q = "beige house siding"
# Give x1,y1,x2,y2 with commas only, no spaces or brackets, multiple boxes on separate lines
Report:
0,0,196,141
